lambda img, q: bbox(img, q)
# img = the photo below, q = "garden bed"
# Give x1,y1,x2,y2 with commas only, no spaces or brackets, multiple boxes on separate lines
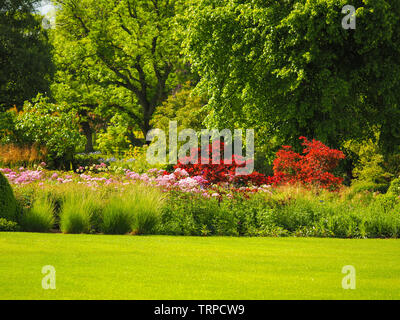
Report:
1,166,400,238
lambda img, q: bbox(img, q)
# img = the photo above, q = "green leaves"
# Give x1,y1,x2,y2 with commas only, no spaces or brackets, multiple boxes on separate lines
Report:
14,95,85,162
0,0,53,109
52,0,189,136
185,0,400,153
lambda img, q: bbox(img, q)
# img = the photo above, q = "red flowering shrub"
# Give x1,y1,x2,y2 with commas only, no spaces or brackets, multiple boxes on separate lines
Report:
175,137,344,190
175,140,268,186
272,137,345,190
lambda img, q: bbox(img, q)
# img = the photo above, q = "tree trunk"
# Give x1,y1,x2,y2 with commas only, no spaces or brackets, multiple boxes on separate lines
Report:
81,121,94,153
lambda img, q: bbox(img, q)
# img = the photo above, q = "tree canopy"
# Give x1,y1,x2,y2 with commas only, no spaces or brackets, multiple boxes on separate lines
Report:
0,0,53,110
185,0,400,153
53,0,189,138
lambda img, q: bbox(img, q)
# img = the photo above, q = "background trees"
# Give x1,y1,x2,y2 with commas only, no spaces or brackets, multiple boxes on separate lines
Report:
184,0,400,155
1,0,400,180
53,0,190,139
0,0,53,110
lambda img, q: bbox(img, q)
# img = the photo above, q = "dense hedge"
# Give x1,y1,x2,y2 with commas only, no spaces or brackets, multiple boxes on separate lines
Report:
0,172,18,222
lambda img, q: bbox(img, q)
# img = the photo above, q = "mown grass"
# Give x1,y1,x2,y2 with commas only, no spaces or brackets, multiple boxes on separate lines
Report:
0,232,399,300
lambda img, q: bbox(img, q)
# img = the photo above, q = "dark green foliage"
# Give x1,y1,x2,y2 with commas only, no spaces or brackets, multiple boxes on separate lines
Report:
0,218,20,231
186,0,400,152
0,0,53,109
0,172,18,221
387,177,400,196
159,193,239,236
160,192,400,238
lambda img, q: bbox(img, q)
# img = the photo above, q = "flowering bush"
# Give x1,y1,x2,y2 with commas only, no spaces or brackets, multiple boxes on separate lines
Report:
175,140,269,186
271,137,345,190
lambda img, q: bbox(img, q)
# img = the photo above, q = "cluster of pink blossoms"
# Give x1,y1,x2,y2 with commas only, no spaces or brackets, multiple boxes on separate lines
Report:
1,168,45,185
1,166,272,199
125,168,208,193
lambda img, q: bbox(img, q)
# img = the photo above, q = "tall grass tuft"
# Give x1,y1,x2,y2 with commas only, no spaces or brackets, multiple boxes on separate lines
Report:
0,143,47,167
100,184,164,235
60,189,99,234
101,197,134,234
129,184,164,235
21,196,55,232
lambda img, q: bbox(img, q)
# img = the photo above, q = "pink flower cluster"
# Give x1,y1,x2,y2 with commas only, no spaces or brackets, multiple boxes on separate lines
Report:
125,168,208,193
1,168,44,185
1,166,272,199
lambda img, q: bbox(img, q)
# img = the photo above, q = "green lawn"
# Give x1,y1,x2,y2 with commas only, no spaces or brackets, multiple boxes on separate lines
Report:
0,232,399,299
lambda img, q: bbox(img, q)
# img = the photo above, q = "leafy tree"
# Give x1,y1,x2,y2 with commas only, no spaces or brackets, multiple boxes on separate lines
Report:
185,0,400,153
150,82,207,135
50,17,112,153
14,95,85,167
0,107,17,142
96,113,131,155
53,0,190,139
0,0,53,109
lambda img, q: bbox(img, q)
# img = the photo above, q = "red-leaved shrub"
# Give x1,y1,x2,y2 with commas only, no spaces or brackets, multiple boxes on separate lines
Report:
175,137,345,190
272,137,345,190
175,140,268,186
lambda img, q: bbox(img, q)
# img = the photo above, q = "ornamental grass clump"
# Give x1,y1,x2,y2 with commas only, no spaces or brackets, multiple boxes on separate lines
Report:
129,184,164,235
101,184,164,235
21,195,55,232
100,184,164,234
101,196,134,235
60,189,99,234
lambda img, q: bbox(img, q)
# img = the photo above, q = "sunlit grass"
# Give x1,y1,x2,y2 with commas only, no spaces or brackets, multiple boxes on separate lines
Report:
0,233,399,300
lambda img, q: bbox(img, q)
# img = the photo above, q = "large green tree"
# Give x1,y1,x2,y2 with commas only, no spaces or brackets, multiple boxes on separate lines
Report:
185,0,400,153
0,0,53,110
53,0,189,139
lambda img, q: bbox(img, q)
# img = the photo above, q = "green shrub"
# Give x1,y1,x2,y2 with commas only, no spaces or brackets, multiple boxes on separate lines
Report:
96,114,131,155
387,177,400,196
0,218,20,232
363,209,400,238
73,152,107,168
272,199,327,232
373,193,399,212
323,211,365,238
0,172,18,222
21,196,55,232
349,181,389,196
14,95,85,168
160,193,221,236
